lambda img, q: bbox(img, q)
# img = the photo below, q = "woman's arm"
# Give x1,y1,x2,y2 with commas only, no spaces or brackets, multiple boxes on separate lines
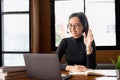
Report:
86,41,97,69
56,39,67,70
83,28,97,69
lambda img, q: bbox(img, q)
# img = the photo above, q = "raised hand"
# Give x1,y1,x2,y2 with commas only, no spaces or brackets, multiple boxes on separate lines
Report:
83,28,94,55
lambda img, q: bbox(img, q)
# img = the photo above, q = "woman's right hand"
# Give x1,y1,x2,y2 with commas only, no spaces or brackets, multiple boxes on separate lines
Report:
65,65,87,72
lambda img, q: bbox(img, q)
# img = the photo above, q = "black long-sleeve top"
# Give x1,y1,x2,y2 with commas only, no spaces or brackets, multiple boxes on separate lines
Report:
56,36,96,70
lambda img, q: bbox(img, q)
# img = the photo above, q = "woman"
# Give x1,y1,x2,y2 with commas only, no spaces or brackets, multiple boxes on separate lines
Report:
56,12,96,72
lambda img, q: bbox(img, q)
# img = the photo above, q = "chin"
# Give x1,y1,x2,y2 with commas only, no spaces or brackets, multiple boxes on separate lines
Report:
72,36,79,38
72,34,81,38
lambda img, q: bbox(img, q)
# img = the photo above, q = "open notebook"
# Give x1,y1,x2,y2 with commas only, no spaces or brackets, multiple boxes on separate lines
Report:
24,53,71,80
69,69,117,77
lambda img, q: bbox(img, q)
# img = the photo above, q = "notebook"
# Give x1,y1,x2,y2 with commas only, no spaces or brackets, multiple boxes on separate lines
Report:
23,53,71,80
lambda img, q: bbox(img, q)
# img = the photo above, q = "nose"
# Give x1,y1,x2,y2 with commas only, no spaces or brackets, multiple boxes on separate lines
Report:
71,26,76,31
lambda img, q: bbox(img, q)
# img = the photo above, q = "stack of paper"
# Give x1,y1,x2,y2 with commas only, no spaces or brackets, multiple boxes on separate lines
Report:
0,66,28,80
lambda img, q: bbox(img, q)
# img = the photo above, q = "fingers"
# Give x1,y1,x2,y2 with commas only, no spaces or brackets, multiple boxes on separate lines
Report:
87,28,94,41
70,65,87,72
88,28,92,36
77,65,87,72
89,29,93,37
83,32,86,39
83,28,93,39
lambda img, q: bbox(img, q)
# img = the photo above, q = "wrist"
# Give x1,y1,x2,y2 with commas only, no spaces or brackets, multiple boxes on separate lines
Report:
86,47,93,55
65,65,73,71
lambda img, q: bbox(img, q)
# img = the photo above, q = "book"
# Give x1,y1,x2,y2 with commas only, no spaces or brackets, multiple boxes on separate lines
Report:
0,66,28,80
69,69,117,76
0,74,28,80
0,71,28,80
5,74,28,80
0,71,27,77
0,66,26,73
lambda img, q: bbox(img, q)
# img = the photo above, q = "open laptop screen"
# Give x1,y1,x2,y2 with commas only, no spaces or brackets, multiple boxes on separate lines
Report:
24,53,62,80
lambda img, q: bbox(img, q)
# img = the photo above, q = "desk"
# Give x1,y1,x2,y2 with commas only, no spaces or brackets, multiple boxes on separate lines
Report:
13,70,120,80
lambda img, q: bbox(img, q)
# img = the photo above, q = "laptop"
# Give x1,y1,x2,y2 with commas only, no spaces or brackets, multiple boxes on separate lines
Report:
23,53,71,80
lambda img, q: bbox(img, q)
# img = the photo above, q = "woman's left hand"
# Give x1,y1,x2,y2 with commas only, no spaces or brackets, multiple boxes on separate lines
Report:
68,65,87,72
83,28,94,55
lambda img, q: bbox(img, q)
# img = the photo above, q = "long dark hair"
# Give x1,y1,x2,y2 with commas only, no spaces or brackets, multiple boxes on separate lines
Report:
68,12,89,35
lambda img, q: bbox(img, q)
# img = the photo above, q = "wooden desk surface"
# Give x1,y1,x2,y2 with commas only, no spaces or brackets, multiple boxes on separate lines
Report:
13,70,119,80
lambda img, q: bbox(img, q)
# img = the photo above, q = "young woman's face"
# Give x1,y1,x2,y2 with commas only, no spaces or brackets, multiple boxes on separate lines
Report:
68,17,83,38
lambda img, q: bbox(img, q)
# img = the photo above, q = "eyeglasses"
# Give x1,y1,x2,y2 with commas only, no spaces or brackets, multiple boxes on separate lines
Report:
67,23,81,29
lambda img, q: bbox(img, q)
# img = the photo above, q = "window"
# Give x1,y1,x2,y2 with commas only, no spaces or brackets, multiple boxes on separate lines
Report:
1,0,30,66
51,0,120,50
86,0,115,46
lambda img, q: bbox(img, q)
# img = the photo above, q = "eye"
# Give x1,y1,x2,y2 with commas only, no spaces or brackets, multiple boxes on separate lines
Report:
75,24,80,28
67,23,81,29
74,24,81,28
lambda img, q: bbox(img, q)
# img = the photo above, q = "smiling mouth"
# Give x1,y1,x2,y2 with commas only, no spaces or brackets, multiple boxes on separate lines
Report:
72,31,77,34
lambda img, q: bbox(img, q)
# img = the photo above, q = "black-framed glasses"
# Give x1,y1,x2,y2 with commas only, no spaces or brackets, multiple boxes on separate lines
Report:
67,23,81,29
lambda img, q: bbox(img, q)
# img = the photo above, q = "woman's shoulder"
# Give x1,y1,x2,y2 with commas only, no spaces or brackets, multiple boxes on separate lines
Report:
59,37,73,45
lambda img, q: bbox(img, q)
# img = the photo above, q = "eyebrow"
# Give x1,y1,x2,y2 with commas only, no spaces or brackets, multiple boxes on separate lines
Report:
68,23,81,24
